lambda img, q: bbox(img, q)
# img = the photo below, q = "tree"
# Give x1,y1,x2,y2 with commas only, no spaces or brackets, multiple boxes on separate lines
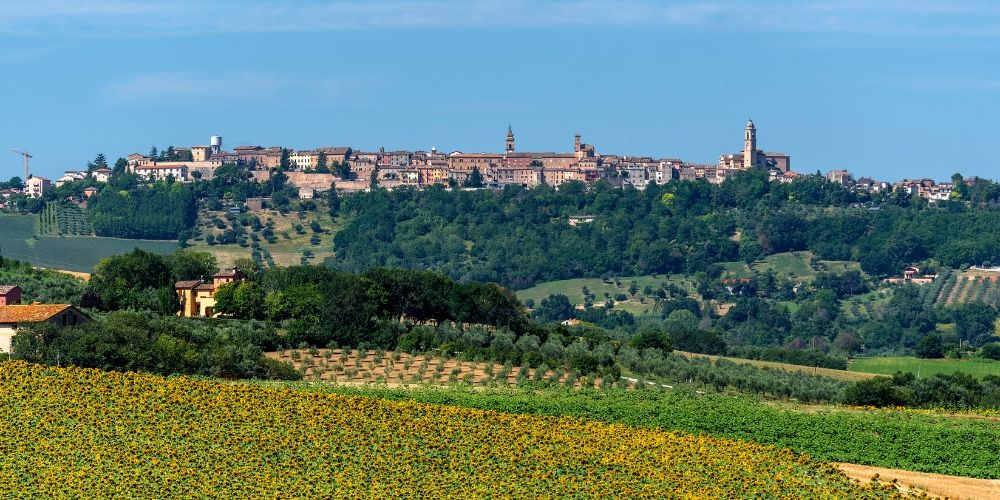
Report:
915,333,944,359
981,342,1000,360
464,166,484,188
87,248,175,312
279,148,291,171
165,250,219,282
533,294,575,323
327,183,340,216
8,176,23,189
112,158,128,177
149,146,159,160
370,168,380,190
90,153,108,172
316,152,328,172
336,162,352,180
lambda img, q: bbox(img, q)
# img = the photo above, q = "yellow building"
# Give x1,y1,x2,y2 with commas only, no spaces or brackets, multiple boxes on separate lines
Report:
175,269,246,318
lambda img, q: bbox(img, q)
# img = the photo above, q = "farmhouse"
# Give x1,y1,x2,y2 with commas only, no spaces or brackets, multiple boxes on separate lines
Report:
884,266,937,285
568,215,595,226
175,268,247,318
0,303,90,353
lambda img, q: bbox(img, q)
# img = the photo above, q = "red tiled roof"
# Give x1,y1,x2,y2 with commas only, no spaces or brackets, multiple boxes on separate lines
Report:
0,285,20,295
175,280,201,289
0,304,71,323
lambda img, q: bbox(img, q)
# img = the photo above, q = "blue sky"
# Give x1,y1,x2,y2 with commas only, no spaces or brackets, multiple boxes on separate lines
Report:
2,0,1000,181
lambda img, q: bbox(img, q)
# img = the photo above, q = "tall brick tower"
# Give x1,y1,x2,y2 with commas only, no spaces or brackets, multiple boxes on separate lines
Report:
743,118,758,168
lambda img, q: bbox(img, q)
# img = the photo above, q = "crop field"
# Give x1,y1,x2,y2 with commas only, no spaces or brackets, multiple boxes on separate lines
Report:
36,203,93,236
928,268,1000,307
722,251,863,280
330,385,1000,479
515,273,694,314
0,362,905,498
186,208,337,268
0,214,176,272
268,348,618,388
850,356,1000,379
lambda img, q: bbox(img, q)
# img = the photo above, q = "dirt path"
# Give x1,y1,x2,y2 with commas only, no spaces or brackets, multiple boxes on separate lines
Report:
837,463,1000,499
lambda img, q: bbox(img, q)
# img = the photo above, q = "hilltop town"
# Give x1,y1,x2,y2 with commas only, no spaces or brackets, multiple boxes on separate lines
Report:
1,120,965,205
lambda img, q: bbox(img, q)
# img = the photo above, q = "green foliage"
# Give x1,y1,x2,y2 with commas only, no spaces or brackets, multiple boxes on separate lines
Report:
87,248,177,313
87,182,197,239
0,258,85,305
532,293,575,323
11,311,297,380
843,371,1000,410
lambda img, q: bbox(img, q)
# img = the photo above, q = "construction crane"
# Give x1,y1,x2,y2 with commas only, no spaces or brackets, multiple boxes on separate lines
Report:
9,149,31,180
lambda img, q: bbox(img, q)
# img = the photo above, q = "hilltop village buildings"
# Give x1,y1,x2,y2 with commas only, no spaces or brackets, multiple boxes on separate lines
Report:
119,122,799,193
6,120,960,204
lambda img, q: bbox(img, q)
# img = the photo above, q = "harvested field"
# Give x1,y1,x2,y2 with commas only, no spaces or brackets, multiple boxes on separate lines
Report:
838,463,1000,500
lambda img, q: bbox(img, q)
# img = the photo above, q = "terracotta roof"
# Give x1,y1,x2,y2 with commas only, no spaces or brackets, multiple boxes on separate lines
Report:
195,284,215,291
212,269,245,278
0,304,71,323
175,280,201,289
0,285,20,295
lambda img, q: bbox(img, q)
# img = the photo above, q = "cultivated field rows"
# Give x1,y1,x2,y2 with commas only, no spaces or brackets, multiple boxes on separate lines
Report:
267,349,620,388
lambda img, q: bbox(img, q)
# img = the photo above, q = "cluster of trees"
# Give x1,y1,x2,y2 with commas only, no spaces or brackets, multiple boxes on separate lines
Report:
0,257,85,305
212,267,528,348
87,182,197,239
329,172,1000,292
12,311,299,381
844,371,1000,409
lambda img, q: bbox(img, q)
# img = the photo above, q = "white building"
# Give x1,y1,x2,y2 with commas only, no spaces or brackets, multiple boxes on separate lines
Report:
290,151,315,170
24,177,50,198
134,164,189,182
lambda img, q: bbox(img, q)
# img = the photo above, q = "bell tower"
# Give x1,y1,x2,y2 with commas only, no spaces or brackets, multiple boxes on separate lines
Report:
743,118,758,168
506,125,515,153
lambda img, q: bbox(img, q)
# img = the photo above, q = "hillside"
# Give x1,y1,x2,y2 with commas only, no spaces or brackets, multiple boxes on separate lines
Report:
515,273,694,315
0,214,176,272
722,251,864,281
185,206,337,268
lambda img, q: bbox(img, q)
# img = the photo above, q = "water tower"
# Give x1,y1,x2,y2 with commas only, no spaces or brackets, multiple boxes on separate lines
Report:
210,135,222,154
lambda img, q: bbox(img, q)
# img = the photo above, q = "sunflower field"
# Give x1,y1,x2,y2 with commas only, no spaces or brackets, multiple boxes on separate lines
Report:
0,361,906,498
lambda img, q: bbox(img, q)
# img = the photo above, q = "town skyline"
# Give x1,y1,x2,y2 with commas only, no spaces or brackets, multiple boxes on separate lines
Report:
4,1,1000,181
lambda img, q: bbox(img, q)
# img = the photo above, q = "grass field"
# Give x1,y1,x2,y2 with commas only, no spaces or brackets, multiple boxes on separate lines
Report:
515,274,695,315
722,251,863,280
677,350,878,382
0,214,177,272
850,356,1000,379
186,208,337,268
0,362,901,498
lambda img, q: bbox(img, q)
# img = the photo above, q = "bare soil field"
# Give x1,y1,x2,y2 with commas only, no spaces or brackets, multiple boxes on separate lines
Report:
266,349,618,389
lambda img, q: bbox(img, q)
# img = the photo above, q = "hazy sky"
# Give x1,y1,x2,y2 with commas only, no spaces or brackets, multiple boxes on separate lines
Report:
2,0,1000,181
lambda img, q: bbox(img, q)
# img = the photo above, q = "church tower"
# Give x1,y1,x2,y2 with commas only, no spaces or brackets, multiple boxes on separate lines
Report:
506,125,515,153
742,118,758,168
